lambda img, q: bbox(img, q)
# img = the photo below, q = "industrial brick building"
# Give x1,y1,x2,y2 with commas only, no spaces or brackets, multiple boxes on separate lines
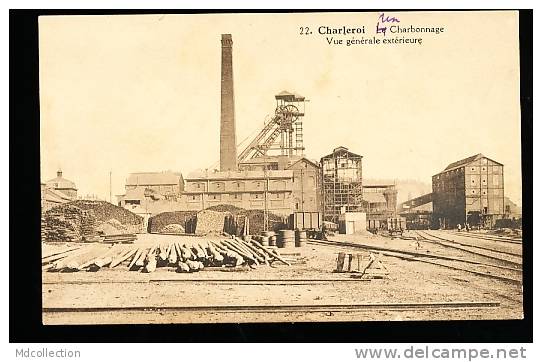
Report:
432,154,505,228
182,169,294,216
238,156,320,213
117,171,184,209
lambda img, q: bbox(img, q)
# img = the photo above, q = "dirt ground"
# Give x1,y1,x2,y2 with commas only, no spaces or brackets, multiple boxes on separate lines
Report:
42,231,524,324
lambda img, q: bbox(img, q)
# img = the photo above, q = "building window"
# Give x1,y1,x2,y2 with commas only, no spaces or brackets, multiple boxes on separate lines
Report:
211,194,221,201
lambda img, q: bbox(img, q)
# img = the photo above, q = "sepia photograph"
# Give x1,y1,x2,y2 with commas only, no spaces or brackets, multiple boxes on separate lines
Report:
36,10,526,326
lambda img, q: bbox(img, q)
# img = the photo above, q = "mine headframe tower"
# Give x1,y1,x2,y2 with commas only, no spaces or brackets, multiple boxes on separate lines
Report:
238,91,306,162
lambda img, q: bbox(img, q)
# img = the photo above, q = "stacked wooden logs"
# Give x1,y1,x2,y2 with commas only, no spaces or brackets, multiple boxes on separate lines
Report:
42,236,290,273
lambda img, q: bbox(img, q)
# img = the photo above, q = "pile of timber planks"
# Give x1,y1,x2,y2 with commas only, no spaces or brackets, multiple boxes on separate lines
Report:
102,234,137,244
42,236,290,273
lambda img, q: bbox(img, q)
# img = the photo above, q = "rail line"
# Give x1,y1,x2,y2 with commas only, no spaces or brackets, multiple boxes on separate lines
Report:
444,231,522,244
42,301,500,314
42,278,372,285
416,231,522,260
418,231,522,257
308,239,520,271
308,239,522,285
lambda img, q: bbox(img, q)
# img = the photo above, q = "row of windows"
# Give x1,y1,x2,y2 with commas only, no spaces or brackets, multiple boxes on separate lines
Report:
188,180,289,191
468,175,501,186
187,193,288,201
434,174,502,189
466,188,502,196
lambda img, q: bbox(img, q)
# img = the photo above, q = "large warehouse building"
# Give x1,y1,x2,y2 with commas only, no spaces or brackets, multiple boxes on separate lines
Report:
432,153,505,228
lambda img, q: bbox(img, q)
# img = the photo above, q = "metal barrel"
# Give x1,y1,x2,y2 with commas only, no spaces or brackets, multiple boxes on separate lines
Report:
261,236,270,247
296,230,307,247
278,230,295,248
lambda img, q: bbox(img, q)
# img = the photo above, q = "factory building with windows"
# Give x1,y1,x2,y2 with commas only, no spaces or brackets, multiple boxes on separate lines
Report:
432,153,505,229
182,169,294,216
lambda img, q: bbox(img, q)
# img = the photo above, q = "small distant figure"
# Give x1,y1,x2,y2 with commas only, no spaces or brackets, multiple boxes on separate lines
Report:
457,223,462,232
320,223,328,241
465,223,470,232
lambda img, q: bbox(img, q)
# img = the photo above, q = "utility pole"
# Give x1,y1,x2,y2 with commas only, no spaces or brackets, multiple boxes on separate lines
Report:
264,166,269,231
109,171,112,203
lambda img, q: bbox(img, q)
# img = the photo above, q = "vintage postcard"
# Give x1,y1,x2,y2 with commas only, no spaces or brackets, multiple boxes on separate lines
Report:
39,11,523,324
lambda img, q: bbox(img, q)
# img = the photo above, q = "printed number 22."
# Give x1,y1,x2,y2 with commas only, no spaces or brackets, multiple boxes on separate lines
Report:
299,27,310,35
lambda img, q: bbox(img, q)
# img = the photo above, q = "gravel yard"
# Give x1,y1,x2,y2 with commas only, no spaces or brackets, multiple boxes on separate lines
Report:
42,231,523,324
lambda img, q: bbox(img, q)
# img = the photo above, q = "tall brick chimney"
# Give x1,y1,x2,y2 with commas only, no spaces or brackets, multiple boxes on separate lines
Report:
220,34,237,171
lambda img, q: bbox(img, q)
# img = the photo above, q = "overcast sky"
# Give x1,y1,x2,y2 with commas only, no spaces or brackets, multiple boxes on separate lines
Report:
39,11,522,205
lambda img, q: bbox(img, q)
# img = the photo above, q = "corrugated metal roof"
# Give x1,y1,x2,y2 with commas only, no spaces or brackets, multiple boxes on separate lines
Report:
126,172,181,186
442,153,503,172
444,154,482,171
43,188,73,203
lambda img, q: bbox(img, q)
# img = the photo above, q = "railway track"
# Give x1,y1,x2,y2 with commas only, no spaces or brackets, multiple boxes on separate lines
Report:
308,239,522,285
42,301,500,314
416,231,522,264
445,231,522,244
42,278,372,285
417,231,522,257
